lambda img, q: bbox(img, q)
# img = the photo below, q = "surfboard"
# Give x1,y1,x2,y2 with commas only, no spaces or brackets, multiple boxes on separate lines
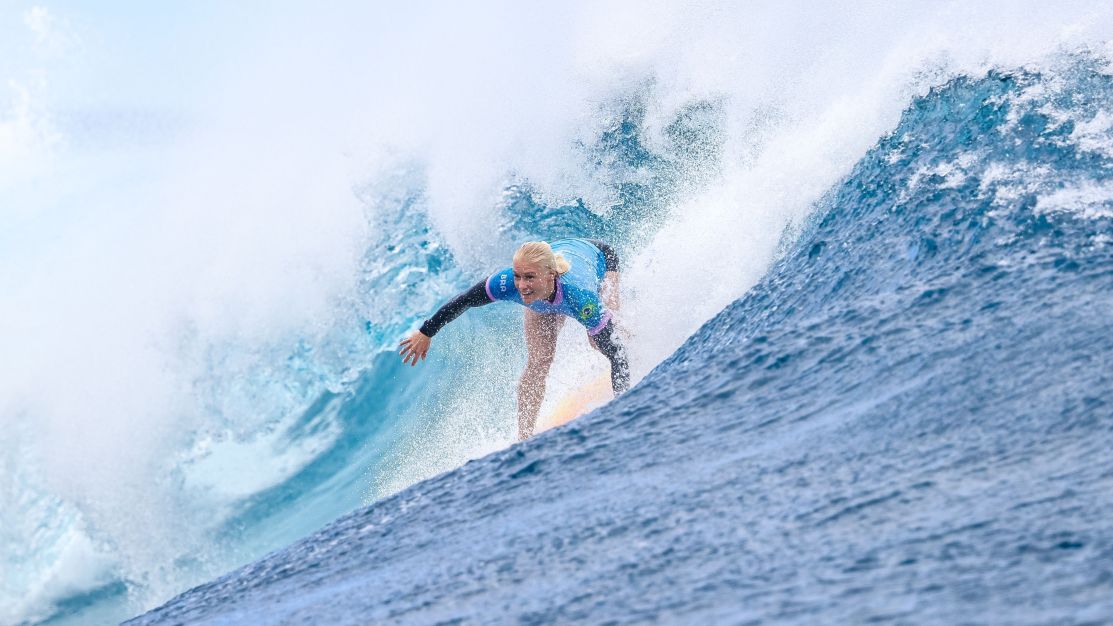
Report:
537,373,613,432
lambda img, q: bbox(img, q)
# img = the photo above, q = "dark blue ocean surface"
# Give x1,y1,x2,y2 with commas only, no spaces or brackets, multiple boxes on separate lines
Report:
126,62,1113,625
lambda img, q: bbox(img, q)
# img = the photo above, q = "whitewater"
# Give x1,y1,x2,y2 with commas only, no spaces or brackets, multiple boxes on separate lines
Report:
3,3,1113,625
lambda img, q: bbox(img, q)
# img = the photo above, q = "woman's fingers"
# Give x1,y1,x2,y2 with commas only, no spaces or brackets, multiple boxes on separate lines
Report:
399,339,416,364
399,333,430,366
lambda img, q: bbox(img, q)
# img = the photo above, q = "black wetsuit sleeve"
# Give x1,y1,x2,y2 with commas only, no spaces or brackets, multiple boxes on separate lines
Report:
418,280,491,337
585,239,620,272
593,321,630,395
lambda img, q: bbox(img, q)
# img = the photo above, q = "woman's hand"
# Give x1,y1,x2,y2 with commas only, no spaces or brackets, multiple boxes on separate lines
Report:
399,331,432,366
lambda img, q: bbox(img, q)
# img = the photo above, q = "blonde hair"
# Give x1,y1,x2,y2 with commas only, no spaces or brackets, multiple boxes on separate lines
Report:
514,241,571,275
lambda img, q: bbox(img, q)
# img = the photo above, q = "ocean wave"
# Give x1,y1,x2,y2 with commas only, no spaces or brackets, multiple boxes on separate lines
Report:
128,54,1113,626
5,5,1113,624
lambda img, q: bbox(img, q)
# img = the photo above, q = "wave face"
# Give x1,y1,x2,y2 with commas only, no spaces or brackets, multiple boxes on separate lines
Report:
125,59,1113,624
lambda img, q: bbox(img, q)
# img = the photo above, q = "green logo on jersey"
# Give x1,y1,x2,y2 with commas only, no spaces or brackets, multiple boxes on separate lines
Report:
579,303,597,321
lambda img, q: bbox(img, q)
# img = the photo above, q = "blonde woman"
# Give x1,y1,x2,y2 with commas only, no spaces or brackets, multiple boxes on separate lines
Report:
399,239,630,440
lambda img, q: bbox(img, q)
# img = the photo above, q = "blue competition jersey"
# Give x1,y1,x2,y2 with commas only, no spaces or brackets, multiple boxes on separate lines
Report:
485,239,612,335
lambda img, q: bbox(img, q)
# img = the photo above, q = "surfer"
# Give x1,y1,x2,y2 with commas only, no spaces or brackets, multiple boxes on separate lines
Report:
399,238,630,440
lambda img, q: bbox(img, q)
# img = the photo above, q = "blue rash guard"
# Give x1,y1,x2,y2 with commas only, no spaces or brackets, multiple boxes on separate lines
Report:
484,238,612,335
418,238,629,394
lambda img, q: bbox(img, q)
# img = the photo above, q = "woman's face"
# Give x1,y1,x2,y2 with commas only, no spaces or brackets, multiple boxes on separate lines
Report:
513,260,555,304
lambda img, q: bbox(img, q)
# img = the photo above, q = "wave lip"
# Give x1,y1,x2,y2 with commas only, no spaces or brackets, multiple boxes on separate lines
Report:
125,60,1113,625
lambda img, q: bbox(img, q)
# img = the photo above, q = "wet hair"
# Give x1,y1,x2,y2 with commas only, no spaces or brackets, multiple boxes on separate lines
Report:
513,241,571,275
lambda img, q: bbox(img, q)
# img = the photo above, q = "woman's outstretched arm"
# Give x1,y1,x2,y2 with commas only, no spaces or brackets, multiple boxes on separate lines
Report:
399,279,491,365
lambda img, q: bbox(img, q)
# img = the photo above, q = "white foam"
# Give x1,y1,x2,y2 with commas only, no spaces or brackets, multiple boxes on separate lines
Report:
0,79,62,204
1036,180,1113,218
1071,110,1113,157
182,409,343,502
1,527,116,626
